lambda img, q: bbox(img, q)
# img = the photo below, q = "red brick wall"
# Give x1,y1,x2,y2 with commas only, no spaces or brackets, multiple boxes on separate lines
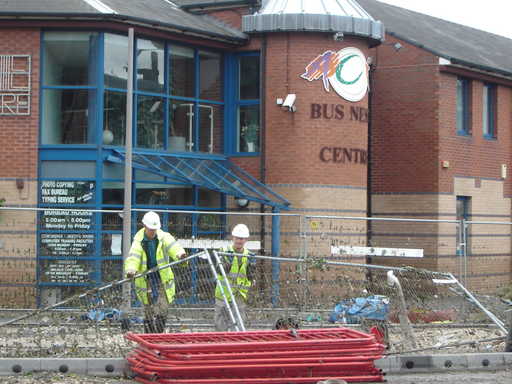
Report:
438,74,512,194
0,28,40,178
370,37,440,193
206,7,252,31
264,33,370,187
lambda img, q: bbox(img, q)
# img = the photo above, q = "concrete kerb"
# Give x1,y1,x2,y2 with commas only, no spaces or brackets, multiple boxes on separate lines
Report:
0,358,127,376
0,354,510,376
375,353,512,373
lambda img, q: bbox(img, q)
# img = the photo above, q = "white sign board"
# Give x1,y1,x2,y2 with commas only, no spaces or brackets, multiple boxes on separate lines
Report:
179,239,261,251
331,245,423,258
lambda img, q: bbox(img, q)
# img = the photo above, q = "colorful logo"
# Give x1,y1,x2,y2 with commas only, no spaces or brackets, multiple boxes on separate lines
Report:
301,47,369,102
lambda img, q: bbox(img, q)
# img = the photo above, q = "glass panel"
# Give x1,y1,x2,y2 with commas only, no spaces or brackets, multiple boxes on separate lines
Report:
199,50,222,100
103,163,124,179
168,212,193,238
136,184,193,206
239,55,260,99
102,187,124,205
137,95,164,149
169,100,194,152
198,188,222,208
198,104,223,153
41,161,95,178
102,211,123,230
136,38,164,93
42,89,96,144
102,259,123,281
104,91,127,145
169,45,195,97
197,213,223,233
104,33,129,89
43,32,98,86
482,85,489,136
456,79,464,132
237,104,260,152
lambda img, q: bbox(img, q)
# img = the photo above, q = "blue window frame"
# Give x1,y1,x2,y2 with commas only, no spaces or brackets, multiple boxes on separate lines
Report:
482,83,497,139
226,52,261,155
456,77,471,135
38,31,228,302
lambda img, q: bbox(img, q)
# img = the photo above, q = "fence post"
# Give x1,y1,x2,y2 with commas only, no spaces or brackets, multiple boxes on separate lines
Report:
506,309,512,352
271,208,281,307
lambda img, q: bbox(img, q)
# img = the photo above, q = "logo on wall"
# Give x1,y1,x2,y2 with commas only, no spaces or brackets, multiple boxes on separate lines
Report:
301,47,369,102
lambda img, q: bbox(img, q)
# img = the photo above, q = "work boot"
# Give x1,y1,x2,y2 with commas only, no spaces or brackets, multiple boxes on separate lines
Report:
120,318,131,332
143,318,157,333
154,315,167,333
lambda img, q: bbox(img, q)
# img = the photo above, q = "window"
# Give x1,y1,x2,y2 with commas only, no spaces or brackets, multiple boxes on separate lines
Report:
456,196,471,256
233,54,260,154
482,83,497,138
42,32,224,152
41,32,99,144
456,77,471,135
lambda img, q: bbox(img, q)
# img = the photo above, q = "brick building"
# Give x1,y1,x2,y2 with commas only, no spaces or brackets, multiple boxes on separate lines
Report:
0,0,510,305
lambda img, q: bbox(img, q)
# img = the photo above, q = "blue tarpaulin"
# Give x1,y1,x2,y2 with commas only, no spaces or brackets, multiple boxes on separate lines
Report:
329,295,389,323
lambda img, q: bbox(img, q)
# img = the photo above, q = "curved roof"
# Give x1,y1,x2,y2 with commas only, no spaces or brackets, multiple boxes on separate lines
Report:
242,0,384,44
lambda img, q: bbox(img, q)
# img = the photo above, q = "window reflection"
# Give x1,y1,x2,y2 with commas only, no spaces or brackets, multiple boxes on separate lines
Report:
104,34,129,89
238,105,260,153
136,39,165,93
42,89,96,144
169,45,195,97
43,32,98,86
200,51,222,100
137,95,164,149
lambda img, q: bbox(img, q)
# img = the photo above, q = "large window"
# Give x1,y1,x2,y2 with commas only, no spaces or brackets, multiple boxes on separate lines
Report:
482,83,497,139
234,54,260,154
41,32,224,153
456,77,471,135
41,32,99,144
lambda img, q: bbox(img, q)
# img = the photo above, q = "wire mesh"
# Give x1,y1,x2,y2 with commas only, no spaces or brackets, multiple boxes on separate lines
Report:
0,207,509,358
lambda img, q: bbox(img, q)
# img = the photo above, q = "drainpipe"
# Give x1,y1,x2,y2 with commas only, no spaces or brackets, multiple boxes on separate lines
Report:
366,62,375,269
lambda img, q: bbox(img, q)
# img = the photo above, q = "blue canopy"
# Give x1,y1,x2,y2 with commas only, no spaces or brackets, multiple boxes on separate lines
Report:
105,149,290,209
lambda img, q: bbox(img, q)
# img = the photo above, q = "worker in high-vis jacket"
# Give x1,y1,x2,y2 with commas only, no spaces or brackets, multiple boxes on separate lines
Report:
215,223,255,331
124,211,186,333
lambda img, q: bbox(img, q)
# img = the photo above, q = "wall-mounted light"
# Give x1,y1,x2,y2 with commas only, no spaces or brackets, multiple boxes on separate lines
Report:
235,197,250,209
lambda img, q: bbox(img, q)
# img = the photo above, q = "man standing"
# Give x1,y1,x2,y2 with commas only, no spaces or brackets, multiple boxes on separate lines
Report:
125,211,186,333
215,223,255,331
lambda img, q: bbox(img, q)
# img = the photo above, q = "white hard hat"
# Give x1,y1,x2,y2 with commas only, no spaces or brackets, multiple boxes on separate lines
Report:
142,211,161,230
232,223,250,238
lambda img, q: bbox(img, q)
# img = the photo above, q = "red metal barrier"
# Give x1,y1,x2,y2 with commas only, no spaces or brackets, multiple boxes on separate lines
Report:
126,327,385,384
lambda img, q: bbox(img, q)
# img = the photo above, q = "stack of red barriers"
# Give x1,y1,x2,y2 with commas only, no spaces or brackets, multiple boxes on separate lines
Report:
125,327,385,384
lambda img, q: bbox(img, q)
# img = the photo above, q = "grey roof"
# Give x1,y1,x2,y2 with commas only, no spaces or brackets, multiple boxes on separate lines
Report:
0,0,247,44
174,0,256,9
358,0,512,77
242,0,384,45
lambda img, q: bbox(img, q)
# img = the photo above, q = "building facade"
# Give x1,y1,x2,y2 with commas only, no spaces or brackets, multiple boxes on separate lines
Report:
0,0,511,306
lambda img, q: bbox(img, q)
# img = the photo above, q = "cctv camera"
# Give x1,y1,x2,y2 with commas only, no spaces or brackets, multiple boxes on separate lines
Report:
333,32,344,41
282,94,296,111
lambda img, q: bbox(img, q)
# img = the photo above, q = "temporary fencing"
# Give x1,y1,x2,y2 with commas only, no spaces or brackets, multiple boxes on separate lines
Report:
0,206,510,359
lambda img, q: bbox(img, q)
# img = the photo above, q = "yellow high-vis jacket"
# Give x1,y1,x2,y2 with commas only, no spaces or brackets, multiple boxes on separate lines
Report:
124,228,185,305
